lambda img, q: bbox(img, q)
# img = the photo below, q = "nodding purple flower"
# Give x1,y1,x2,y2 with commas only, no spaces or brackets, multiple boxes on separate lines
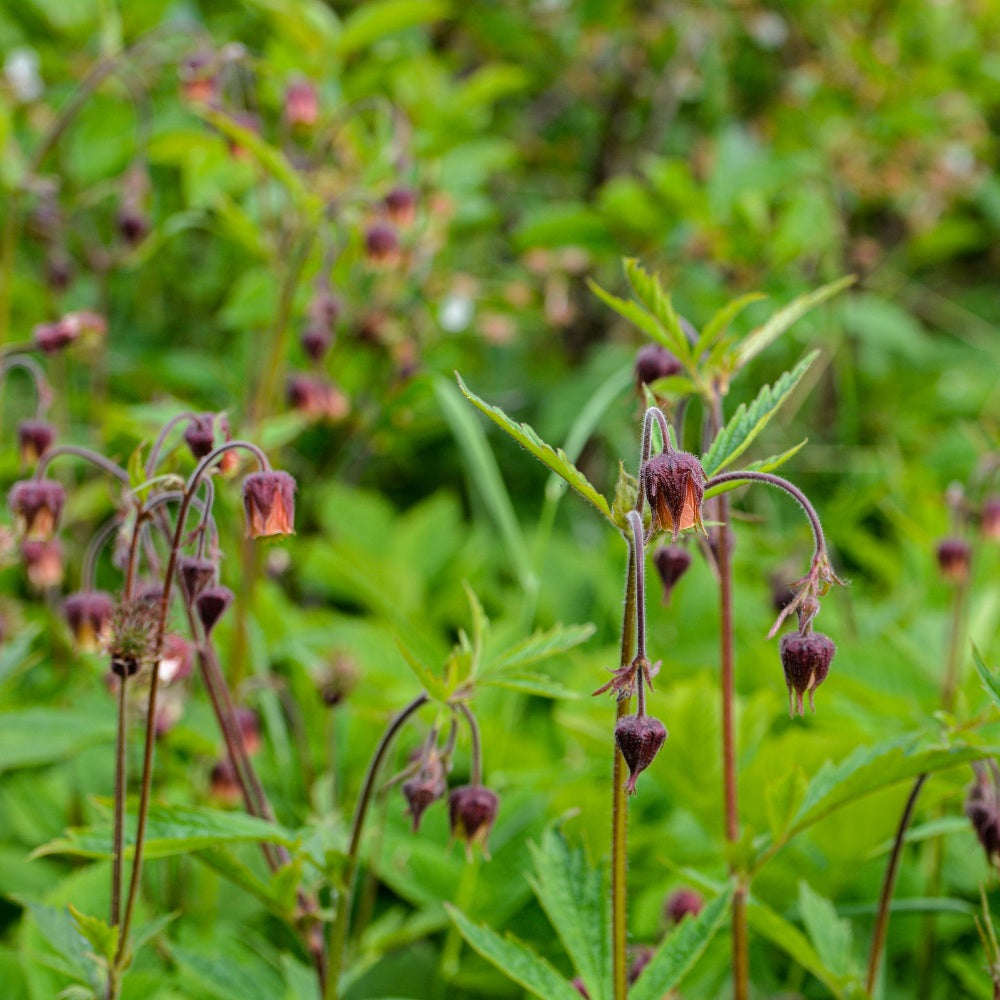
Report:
665,887,704,924
284,77,319,127
300,324,332,363
196,584,234,635
241,470,296,538
183,413,216,460
21,539,63,590
403,752,448,832
634,344,682,390
9,479,66,541
318,654,359,707
17,420,55,464
982,497,1000,541
448,785,499,860
32,311,105,353
63,590,114,652
210,758,242,805
158,634,193,684
615,714,667,794
287,374,349,422
178,555,217,602
936,537,972,583
966,762,1000,867
640,450,706,542
364,222,400,265
652,545,691,605
779,631,835,716
234,706,261,755
384,186,417,227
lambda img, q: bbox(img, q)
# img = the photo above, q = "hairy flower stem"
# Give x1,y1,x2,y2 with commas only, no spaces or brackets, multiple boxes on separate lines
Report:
110,674,129,928
34,444,130,484
867,773,928,993
325,693,430,1000
612,539,637,1000
456,703,483,785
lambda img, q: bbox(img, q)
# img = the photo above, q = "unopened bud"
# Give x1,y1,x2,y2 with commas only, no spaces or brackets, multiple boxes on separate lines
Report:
364,222,400,266
21,539,63,589
448,785,499,859
384,186,417,226
178,555,216,602
634,344,682,390
301,324,332,363
665,887,704,924
966,762,1000,866
652,545,691,605
402,752,447,831
779,631,835,716
183,413,216,460
615,714,667,794
17,420,55,464
936,537,972,583
63,590,114,652
196,584,234,635
9,479,65,540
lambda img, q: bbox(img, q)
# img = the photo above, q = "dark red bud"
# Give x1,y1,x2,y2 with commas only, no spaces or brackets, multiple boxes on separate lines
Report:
402,754,447,831
628,946,654,985
301,324,332,363
966,762,1000,865
634,344,682,389
384,186,417,226
210,759,242,804
652,545,691,604
287,374,349,421
615,714,667,794
364,222,400,265
196,584,234,635
184,413,216,460
936,537,972,583
21,539,63,589
116,206,149,245
448,785,499,859
665,887,704,924
178,555,217,602
234,706,260,755
779,631,835,717
318,655,359,707
982,497,1000,542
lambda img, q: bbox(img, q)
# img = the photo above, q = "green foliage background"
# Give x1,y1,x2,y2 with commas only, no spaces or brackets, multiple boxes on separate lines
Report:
0,1,998,998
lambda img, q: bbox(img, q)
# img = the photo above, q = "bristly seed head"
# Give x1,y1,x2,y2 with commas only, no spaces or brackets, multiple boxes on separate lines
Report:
780,631,835,716
640,450,705,542
615,714,668,794
107,598,159,678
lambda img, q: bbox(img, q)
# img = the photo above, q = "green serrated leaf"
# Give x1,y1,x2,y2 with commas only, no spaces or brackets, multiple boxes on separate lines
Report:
798,881,855,979
747,896,844,997
395,639,449,701
446,905,583,1000
630,883,734,1000
463,582,489,669
623,259,691,359
764,766,808,841
486,623,596,675
15,898,96,988
611,462,639,527
587,279,669,349
695,292,768,356
735,275,855,368
702,351,818,477
479,672,581,699
68,906,118,966
973,645,1000,712
454,373,613,523
527,829,610,1000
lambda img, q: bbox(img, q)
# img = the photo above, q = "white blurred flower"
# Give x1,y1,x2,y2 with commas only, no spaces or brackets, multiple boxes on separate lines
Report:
439,293,474,332
5,47,43,102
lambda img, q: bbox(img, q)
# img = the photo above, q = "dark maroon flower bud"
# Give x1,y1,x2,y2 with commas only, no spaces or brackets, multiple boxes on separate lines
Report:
779,631,835,717
628,946,654,984
17,420,55,464
384,186,417,226
159,633,193,684
33,321,76,354
196,584,234,635
403,753,447,832
982,497,1000,542
9,479,66,540
641,450,705,541
448,785,499,860
45,252,74,291
21,539,63,589
179,51,218,104
308,289,341,326
301,324,332,363
63,590,114,652
318,654,359,707
284,77,319,127
287,374,349,421
571,978,590,999
652,545,691,605
116,205,149,245
635,344,682,389
178,555,216,602
966,762,1000,866
210,758,242,805
936,537,972,583
242,470,296,537
234,706,260,755
615,714,668,794
364,222,400,265
665,887,704,924
183,413,216,460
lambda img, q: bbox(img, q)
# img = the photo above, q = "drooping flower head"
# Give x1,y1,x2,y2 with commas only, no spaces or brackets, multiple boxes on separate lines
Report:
17,420,55,464
779,631,835,716
63,590,114,652
9,479,65,541
652,545,691,605
402,751,448,832
241,470,296,538
966,762,1000,867
184,413,216,460
615,713,668,794
448,785,499,860
196,584,234,635
640,449,705,541
178,555,217,602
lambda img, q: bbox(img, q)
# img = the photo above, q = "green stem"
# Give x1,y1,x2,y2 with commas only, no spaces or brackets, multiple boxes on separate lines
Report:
325,693,429,1000
612,538,636,1000
867,773,927,994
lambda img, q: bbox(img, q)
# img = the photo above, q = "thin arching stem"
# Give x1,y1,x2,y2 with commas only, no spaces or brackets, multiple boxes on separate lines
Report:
81,515,122,592
34,444,130,484
455,702,482,786
325,693,430,1000
0,355,52,418
144,411,197,477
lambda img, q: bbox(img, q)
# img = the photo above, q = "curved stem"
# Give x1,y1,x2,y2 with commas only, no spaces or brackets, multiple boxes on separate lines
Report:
325,693,430,1000
34,444,130,483
0,355,51,418
81,515,122,591
706,470,827,560
455,703,482,786
144,411,197,477
867,773,928,994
